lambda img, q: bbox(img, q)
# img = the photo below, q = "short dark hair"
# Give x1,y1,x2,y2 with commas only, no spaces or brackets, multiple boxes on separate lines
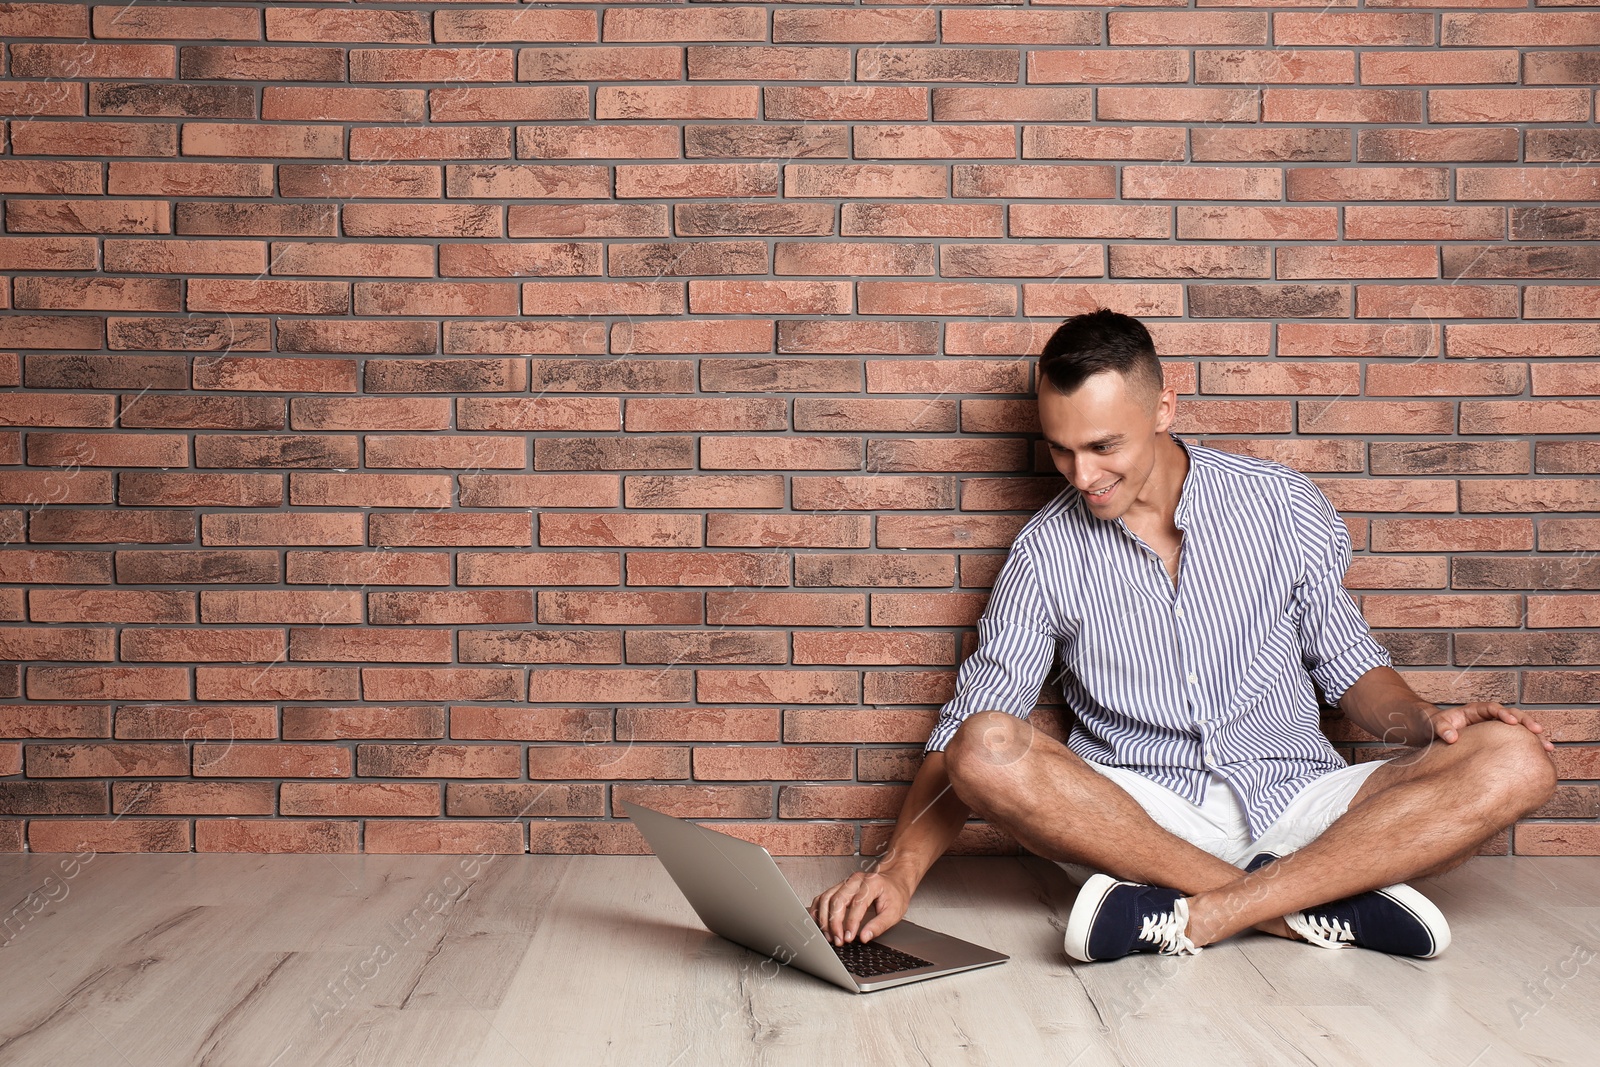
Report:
1037,308,1164,407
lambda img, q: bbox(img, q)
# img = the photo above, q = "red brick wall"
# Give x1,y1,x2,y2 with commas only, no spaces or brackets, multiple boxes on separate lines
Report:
1,3,1597,857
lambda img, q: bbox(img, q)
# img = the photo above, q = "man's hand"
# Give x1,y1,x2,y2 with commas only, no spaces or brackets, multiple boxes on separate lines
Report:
808,868,914,946
1428,701,1555,753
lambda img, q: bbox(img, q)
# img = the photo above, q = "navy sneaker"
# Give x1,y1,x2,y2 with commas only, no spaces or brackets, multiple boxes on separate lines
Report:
1244,851,1451,958
1063,874,1202,963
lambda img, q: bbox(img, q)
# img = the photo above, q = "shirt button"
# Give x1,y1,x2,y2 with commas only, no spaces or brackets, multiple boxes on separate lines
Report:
1187,672,1198,685
1175,607,1184,619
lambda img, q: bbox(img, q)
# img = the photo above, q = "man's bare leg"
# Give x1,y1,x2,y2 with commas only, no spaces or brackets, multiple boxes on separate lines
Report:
1182,720,1558,946
943,710,1298,940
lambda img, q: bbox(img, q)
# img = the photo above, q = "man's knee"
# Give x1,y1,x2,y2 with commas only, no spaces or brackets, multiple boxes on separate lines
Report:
1458,720,1558,815
945,711,1036,789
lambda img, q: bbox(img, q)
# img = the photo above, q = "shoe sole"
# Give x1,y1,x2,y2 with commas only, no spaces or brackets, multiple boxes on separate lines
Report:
1063,872,1126,963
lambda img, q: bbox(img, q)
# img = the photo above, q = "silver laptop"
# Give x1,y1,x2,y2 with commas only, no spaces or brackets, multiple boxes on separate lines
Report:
623,800,1008,993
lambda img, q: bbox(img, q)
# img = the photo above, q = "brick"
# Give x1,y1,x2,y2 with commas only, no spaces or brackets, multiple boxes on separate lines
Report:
0,160,101,195
1109,11,1266,45
0,236,96,272
934,89,1094,123
1277,323,1436,357
1359,128,1520,165
697,670,858,705
871,593,989,628
685,123,846,160
1523,52,1600,87
363,435,524,470
354,281,516,317
365,820,524,854
518,46,680,83
625,399,785,432
865,359,1029,394
1278,245,1437,280
370,513,535,548
625,631,786,665
535,436,692,471
597,86,757,121
1007,205,1168,241
176,202,336,237
1345,208,1504,243
604,7,762,42
349,126,511,162
1191,129,1351,164
688,45,847,82
26,667,188,702
838,202,998,238
857,48,1019,84
459,630,618,665
520,125,675,160
356,743,518,779
1355,284,1517,321
104,238,265,275
118,472,283,508
266,8,428,42
12,42,174,78
192,356,356,394
182,123,342,159
92,5,253,39
941,10,1096,45
1524,287,1600,320
1030,49,1187,84
522,280,683,316
29,818,193,853
13,120,176,157
457,474,616,509
1366,363,1525,398
32,508,189,545
1523,131,1600,167
29,590,193,624
1447,246,1600,281
280,164,441,199
344,203,499,239
1110,245,1268,280
263,86,424,123
1288,167,1448,202
706,514,870,549
1359,595,1522,629
362,668,522,703
289,397,449,431
1360,50,1518,86
282,783,438,818
1181,211,1336,247
1442,14,1600,47
13,277,181,313
1191,286,1349,320
1459,169,1600,203
1434,89,1590,125
1017,283,1184,316
440,242,599,278
1123,165,1279,201
624,551,787,588
200,590,359,624
1371,519,1533,553
288,472,449,509
180,44,342,81
617,163,778,201
458,551,618,586
6,199,166,235
1370,441,1529,477
1267,90,1420,125
122,629,288,664
351,47,512,82
852,124,1015,160
434,10,594,43
1280,11,1434,45
773,9,934,43
764,86,925,123
529,670,692,705
1100,88,1258,124
796,554,953,589
0,2,88,36
1448,324,1600,358
1024,125,1190,163
692,746,853,782
613,320,772,355
1194,50,1354,86
794,399,955,433
116,782,275,815
113,550,277,585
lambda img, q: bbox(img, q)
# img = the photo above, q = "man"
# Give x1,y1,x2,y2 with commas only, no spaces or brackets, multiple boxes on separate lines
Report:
808,308,1558,963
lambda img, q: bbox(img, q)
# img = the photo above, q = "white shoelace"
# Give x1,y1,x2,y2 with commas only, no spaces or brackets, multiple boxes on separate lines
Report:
1138,896,1202,956
1285,910,1356,949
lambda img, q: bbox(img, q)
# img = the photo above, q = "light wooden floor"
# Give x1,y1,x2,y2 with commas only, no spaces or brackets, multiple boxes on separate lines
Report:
1,851,1597,1066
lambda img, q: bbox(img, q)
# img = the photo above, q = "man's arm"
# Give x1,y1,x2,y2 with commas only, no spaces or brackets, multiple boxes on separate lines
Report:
808,538,1062,945
1336,665,1554,753
808,750,970,946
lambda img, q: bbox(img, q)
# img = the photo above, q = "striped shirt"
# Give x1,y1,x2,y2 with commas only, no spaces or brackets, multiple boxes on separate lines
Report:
924,432,1394,840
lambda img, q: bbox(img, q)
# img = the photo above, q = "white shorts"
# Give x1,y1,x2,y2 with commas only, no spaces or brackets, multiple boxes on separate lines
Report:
1078,758,1391,869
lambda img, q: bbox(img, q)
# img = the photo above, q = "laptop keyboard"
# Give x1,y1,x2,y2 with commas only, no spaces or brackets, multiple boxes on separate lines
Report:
830,939,934,978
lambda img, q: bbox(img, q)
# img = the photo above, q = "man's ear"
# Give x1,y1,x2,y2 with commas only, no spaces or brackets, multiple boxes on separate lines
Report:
1152,386,1178,432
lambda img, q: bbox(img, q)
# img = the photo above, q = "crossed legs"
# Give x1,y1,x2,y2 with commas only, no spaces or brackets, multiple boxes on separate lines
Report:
942,710,1558,947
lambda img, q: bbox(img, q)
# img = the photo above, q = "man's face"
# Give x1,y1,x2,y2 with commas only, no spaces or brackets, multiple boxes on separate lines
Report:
1037,369,1175,522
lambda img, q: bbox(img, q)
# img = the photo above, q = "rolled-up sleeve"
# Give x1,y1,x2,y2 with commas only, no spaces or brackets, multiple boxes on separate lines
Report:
1287,478,1393,707
924,541,1062,753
